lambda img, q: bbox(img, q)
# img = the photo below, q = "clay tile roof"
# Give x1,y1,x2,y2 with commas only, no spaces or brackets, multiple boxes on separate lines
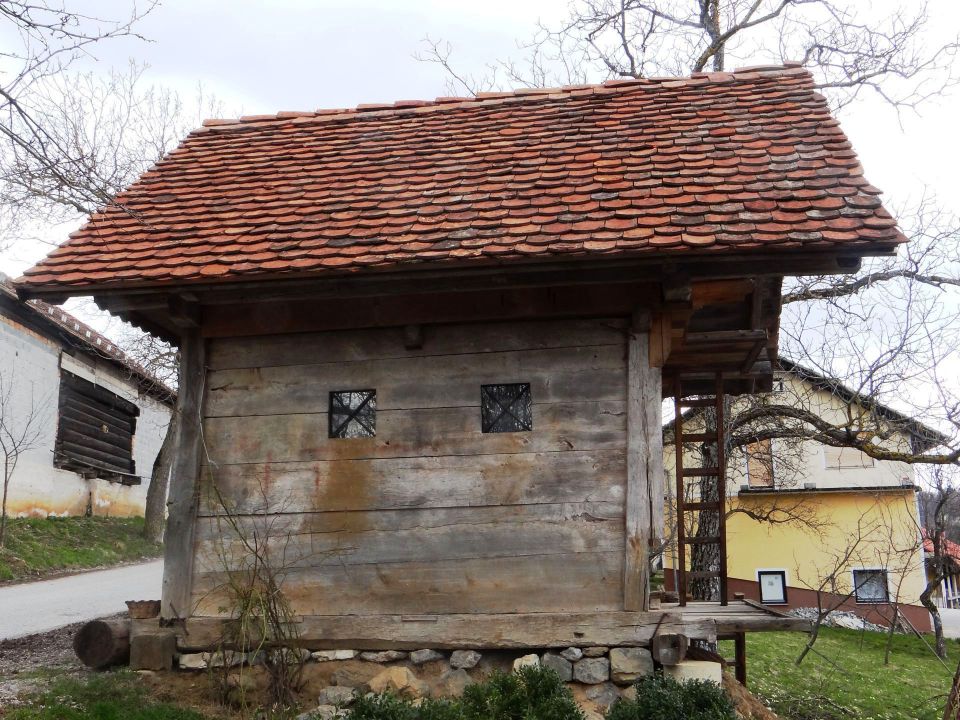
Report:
18,65,905,293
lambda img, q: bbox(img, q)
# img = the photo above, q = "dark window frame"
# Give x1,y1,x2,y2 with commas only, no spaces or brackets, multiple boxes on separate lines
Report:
853,568,890,604
54,370,139,484
757,570,788,605
329,389,377,439
481,383,533,433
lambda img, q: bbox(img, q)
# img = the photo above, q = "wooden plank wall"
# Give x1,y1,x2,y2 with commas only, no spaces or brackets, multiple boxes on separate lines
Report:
191,318,629,617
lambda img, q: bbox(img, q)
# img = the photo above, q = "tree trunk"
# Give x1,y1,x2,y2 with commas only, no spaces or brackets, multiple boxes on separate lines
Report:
142,410,177,544
0,461,11,548
945,652,960,720
921,575,948,659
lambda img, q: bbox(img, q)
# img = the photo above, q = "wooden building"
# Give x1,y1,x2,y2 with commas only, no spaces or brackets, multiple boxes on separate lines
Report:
17,64,905,654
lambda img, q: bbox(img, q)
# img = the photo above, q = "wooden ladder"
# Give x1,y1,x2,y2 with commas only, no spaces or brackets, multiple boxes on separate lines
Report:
673,373,728,607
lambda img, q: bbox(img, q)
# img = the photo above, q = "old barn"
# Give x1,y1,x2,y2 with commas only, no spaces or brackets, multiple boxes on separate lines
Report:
18,64,904,663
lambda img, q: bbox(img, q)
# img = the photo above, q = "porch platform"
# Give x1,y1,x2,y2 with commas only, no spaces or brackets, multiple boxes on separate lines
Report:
668,600,812,635
174,601,810,652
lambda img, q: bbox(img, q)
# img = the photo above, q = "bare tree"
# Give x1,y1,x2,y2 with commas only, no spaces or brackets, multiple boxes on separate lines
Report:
0,0,157,248
0,370,49,546
420,1,959,110
919,467,960,659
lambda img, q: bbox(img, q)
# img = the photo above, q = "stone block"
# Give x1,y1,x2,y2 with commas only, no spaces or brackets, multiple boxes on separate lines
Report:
513,654,540,672
437,668,474,697
312,650,358,662
410,649,444,665
540,652,573,681
367,667,429,699
318,685,356,706
609,647,653,685
449,650,482,669
663,659,723,685
360,650,408,663
573,657,609,684
130,631,176,671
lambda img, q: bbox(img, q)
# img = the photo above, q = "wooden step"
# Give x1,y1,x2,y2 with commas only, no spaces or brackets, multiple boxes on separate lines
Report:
681,501,720,512
679,433,719,443
681,467,720,477
678,397,716,408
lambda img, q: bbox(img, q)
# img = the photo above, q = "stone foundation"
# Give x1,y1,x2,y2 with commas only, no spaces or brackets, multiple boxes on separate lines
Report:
173,644,721,719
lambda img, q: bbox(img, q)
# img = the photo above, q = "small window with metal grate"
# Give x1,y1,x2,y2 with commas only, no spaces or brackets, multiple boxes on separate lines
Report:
481,383,533,433
329,389,376,438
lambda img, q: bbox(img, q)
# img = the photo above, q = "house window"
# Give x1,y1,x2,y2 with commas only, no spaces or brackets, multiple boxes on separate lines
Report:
824,444,875,469
757,570,788,604
481,383,533,433
329,390,376,438
745,439,774,488
54,370,139,483
853,568,889,603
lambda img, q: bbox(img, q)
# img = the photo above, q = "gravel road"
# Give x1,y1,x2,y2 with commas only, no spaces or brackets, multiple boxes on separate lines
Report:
0,559,163,640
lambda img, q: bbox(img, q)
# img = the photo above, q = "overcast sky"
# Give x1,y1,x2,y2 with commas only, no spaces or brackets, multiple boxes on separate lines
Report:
2,0,958,279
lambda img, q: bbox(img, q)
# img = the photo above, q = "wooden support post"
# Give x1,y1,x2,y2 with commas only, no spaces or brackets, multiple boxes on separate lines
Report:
161,328,206,620
715,372,729,606
625,309,663,612
734,631,747,686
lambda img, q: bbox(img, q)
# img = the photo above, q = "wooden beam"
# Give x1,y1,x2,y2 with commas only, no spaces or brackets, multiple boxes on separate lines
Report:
201,284,659,339
176,611,716,652
167,295,201,329
648,311,672,368
684,329,767,345
625,309,663,611
402,324,424,350
160,329,206,620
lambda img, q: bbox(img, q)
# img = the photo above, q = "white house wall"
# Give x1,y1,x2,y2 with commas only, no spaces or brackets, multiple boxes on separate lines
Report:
0,313,170,517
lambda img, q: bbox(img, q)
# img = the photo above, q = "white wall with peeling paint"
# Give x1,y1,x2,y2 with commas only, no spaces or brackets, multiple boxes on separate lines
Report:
1,313,171,517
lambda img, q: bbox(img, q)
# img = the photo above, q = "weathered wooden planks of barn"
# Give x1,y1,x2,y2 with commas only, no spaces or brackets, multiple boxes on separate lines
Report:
17,64,905,654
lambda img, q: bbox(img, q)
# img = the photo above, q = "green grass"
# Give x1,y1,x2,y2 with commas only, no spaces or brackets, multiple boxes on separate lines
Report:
0,517,162,582
3,671,207,719
721,627,959,720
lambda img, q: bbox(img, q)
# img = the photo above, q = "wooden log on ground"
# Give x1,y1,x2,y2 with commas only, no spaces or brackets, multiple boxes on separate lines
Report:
73,619,130,669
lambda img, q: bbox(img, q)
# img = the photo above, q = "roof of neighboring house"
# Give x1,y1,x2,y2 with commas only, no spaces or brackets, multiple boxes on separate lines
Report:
0,273,175,403
17,64,904,294
663,356,949,451
777,357,951,451
923,533,960,566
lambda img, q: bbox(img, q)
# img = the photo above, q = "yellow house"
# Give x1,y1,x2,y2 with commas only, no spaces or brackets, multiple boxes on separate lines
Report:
664,360,945,632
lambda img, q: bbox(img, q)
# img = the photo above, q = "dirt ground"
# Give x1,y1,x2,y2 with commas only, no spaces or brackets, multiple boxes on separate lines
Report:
0,618,94,708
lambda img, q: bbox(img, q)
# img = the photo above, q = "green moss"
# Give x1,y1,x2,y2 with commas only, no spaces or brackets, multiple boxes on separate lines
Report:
0,517,162,582
720,627,959,720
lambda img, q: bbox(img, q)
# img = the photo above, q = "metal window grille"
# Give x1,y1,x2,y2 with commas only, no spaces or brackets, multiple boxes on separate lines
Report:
329,389,376,438
481,383,533,433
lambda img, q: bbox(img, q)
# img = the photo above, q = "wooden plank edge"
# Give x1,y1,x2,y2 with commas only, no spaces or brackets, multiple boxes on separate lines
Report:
174,612,717,652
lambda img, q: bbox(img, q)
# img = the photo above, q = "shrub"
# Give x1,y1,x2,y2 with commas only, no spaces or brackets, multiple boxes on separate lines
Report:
459,666,585,720
346,666,584,720
605,672,736,720
347,692,461,720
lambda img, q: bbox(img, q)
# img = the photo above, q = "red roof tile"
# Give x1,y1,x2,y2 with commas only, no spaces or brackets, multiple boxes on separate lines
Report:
19,65,904,292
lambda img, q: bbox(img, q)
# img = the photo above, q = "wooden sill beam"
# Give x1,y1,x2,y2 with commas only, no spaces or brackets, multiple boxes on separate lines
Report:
175,612,717,652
